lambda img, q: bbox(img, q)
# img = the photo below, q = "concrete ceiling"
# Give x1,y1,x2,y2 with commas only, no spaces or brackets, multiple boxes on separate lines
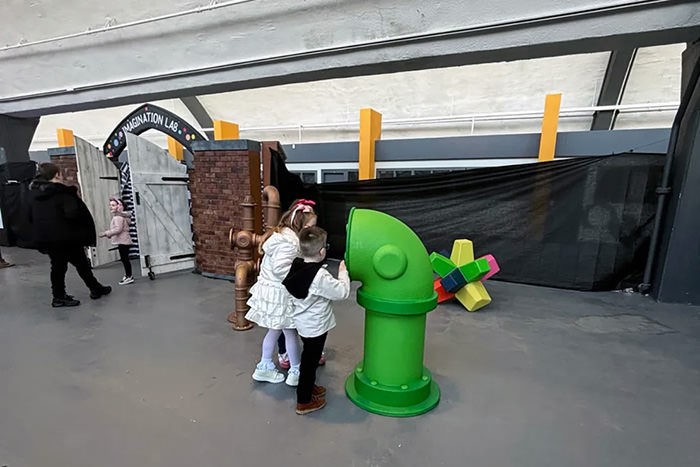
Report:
1,0,699,117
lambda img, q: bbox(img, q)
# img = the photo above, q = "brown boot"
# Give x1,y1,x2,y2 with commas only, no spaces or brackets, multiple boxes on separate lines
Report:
0,259,13,269
312,385,326,398
296,397,326,415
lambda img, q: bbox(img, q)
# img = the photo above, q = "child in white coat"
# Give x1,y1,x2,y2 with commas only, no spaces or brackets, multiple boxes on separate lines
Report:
282,226,350,415
246,200,317,385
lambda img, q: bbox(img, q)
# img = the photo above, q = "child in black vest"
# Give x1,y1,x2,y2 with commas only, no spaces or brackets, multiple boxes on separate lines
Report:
283,226,350,415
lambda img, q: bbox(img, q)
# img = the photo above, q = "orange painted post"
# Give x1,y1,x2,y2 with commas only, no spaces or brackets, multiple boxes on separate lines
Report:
167,136,184,161
213,120,240,140
56,128,75,147
538,93,562,162
359,108,382,180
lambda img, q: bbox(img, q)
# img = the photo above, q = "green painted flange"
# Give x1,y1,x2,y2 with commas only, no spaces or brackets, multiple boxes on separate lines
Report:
345,365,440,417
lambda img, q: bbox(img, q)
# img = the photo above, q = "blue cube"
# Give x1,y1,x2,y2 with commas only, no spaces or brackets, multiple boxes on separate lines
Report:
440,268,468,293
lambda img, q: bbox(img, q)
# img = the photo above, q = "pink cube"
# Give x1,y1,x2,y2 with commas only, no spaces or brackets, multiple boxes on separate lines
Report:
478,254,500,281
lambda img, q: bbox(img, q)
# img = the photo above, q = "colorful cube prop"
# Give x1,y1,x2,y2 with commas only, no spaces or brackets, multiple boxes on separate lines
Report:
459,257,491,283
434,278,455,303
430,240,500,312
479,254,500,282
430,252,455,278
455,281,491,310
440,268,468,293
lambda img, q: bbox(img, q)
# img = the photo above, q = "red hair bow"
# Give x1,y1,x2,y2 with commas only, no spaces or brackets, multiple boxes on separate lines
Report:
295,199,316,207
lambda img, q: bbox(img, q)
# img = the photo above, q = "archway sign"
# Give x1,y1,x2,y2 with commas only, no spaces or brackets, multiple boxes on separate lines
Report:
103,103,207,158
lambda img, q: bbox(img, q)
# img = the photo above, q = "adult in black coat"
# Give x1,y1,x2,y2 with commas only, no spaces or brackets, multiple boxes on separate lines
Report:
29,163,111,307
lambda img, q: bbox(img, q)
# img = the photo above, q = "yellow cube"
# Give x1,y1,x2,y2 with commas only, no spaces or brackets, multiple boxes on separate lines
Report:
455,281,491,312
450,239,474,265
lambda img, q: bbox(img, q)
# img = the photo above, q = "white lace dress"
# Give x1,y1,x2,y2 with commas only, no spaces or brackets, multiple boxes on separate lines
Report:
245,228,299,329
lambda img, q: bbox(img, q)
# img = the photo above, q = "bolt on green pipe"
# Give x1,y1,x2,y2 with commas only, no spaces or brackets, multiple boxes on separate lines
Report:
344,208,440,417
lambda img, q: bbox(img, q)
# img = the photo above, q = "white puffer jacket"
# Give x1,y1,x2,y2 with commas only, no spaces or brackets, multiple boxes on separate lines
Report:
291,267,350,338
245,228,299,329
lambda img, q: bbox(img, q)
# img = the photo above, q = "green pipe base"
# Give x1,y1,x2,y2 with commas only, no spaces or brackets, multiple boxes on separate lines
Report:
345,364,440,417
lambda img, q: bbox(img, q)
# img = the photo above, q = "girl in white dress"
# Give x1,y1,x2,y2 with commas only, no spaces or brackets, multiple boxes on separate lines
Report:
246,200,317,385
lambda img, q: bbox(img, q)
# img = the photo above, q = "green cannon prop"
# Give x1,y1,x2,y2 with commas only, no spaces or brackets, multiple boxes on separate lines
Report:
344,208,440,417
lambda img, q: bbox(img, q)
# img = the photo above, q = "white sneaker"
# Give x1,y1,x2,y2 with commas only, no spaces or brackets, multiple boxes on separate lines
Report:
119,276,134,285
252,367,285,384
286,369,300,387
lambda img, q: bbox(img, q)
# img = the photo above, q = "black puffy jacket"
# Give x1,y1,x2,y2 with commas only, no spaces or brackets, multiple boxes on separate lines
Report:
29,179,97,250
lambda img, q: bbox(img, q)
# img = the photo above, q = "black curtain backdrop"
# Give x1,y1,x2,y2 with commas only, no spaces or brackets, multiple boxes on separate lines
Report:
0,162,37,247
271,153,664,291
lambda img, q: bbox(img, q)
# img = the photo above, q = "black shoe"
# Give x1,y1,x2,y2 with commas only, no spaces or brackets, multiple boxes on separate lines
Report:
90,285,112,300
52,296,80,307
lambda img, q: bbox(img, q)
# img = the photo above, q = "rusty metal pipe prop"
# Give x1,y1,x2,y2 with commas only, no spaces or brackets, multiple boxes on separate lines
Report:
241,196,256,233
231,261,255,331
228,228,258,327
262,185,281,231
227,189,280,330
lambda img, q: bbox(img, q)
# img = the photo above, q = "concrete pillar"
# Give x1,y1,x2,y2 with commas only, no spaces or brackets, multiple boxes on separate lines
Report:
189,140,262,279
213,120,239,140
359,108,382,180
681,39,700,93
0,115,40,163
167,136,184,161
56,128,75,148
538,93,562,162
652,39,700,304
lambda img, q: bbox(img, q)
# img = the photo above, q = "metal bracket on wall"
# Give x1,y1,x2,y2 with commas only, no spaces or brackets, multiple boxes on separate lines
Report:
161,177,189,183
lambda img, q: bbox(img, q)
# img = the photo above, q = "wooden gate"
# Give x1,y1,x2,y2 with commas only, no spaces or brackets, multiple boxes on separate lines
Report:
75,136,121,267
126,133,194,278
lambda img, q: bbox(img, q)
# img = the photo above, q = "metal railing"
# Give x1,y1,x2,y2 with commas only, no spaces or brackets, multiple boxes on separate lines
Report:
200,102,679,143
31,101,678,146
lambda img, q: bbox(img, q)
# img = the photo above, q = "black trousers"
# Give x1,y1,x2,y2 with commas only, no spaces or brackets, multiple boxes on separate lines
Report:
297,332,328,404
48,247,102,298
117,244,132,277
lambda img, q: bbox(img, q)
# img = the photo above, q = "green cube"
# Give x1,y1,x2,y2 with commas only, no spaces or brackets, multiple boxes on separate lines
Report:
430,252,455,278
458,257,491,282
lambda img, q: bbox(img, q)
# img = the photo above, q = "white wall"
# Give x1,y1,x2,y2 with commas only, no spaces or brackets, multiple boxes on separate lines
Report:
30,99,205,151
615,43,685,129
28,44,683,151
199,51,612,143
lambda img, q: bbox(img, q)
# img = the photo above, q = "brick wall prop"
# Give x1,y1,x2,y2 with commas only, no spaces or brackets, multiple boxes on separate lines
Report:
190,140,262,279
48,146,81,197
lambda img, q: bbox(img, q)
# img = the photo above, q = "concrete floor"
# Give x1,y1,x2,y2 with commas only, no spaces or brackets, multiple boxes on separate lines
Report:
1,247,700,467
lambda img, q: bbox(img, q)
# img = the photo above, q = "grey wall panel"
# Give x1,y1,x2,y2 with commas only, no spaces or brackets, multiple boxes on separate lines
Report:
283,141,358,163
29,150,49,163
376,134,542,161
556,129,671,156
652,42,700,305
281,129,671,163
